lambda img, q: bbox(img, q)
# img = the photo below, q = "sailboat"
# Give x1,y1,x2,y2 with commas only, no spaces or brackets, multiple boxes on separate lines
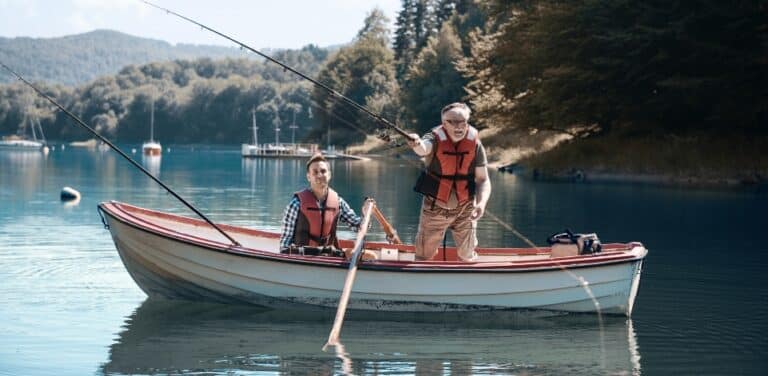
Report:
241,106,261,157
142,99,161,156
241,107,320,158
0,114,48,152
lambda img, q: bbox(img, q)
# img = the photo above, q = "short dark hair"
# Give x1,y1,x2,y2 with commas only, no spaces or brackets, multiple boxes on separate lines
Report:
306,153,328,171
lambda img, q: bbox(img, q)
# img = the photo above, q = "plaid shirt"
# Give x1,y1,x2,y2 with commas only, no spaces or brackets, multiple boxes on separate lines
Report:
279,194,362,249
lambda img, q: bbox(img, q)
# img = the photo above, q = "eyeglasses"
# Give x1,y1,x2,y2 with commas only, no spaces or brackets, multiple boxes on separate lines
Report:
444,119,467,127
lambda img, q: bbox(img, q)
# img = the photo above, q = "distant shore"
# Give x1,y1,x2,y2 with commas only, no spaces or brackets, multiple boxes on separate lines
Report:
485,131,768,191
492,163,767,191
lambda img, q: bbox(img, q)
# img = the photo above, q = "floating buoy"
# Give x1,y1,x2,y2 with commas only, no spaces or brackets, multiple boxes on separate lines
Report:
60,186,81,201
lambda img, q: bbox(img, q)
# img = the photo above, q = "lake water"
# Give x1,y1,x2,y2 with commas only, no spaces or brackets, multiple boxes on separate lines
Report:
1,145,766,375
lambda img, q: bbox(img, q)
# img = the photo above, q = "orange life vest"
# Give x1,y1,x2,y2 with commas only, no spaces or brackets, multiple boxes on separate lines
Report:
413,125,478,204
293,188,340,247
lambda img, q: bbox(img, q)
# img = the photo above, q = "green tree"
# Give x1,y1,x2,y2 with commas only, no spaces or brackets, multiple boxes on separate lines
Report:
393,0,417,82
413,0,439,51
461,0,768,137
1,52,329,143
393,0,446,86
403,21,467,132
311,8,399,146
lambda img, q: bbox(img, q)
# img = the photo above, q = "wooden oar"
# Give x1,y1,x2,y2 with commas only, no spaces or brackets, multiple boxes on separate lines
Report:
371,204,401,244
323,198,375,350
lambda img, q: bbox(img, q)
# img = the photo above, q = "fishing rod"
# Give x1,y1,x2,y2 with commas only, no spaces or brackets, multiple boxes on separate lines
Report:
141,0,415,141
140,1,547,252
0,61,242,247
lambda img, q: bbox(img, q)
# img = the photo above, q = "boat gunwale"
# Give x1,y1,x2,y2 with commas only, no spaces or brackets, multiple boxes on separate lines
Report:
99,201,646,273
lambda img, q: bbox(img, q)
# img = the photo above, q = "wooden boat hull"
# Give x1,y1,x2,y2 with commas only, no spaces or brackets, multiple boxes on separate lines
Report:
99,201,647,316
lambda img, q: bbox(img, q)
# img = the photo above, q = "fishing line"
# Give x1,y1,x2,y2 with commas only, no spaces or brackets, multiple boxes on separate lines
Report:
0,61,241,247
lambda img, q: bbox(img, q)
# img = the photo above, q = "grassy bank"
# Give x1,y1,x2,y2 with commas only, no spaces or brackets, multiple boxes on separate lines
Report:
516,132,768,187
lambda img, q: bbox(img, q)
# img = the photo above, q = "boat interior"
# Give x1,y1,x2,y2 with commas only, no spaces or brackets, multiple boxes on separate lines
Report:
103,201,640,264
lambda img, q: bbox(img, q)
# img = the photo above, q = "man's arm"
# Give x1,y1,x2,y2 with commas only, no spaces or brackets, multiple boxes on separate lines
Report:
279,197,300,249
471,165,491,220
338,197,362,231
406,133,433,157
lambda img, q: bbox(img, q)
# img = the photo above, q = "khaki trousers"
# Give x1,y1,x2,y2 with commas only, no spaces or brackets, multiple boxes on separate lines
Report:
414,198,478,261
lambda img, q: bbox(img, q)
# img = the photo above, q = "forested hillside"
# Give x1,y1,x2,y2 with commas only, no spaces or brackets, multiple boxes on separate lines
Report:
0,46,329,144
0,30,257,86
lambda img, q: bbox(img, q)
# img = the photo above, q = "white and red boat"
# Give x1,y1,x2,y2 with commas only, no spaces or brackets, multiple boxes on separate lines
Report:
141,141,162,156
98,201,647,316
142,99,161,156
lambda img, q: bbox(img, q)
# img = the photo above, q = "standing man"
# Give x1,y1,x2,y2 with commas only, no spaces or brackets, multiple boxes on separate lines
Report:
279,154,362,256
406,102,491,262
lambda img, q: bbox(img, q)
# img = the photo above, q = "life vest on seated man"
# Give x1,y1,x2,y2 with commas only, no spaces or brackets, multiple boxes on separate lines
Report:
414,125,479,203
292,188,341,249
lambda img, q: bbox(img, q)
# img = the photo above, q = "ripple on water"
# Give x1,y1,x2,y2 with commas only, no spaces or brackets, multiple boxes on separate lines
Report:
0,213,145,327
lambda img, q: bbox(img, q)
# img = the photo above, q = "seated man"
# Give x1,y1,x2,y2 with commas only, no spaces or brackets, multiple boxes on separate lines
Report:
279,154,367,259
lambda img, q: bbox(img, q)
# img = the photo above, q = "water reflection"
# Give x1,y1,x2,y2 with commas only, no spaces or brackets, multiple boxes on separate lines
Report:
1,150,47,201
62,196,81,207
242,157,258,193
141,155,161,178
0,148,48,163
103,299,641,375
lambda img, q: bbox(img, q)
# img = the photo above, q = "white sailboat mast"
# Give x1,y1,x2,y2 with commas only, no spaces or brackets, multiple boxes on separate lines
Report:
29,115,38,141
289,110,298,145
251,106,258,145
35,117,46,143
150,98,155,142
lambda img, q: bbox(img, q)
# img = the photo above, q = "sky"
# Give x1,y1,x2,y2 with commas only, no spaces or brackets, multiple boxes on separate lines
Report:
0,0,402,49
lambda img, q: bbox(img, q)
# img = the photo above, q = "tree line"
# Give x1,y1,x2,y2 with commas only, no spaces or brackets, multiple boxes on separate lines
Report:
1,0,765,148
0,46,328,144
0,29,257,86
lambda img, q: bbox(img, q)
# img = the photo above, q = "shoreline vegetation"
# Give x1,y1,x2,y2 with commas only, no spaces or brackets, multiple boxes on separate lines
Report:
349,129,768,191
509,132,768,190
29,131,768,191
3,2,765,193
